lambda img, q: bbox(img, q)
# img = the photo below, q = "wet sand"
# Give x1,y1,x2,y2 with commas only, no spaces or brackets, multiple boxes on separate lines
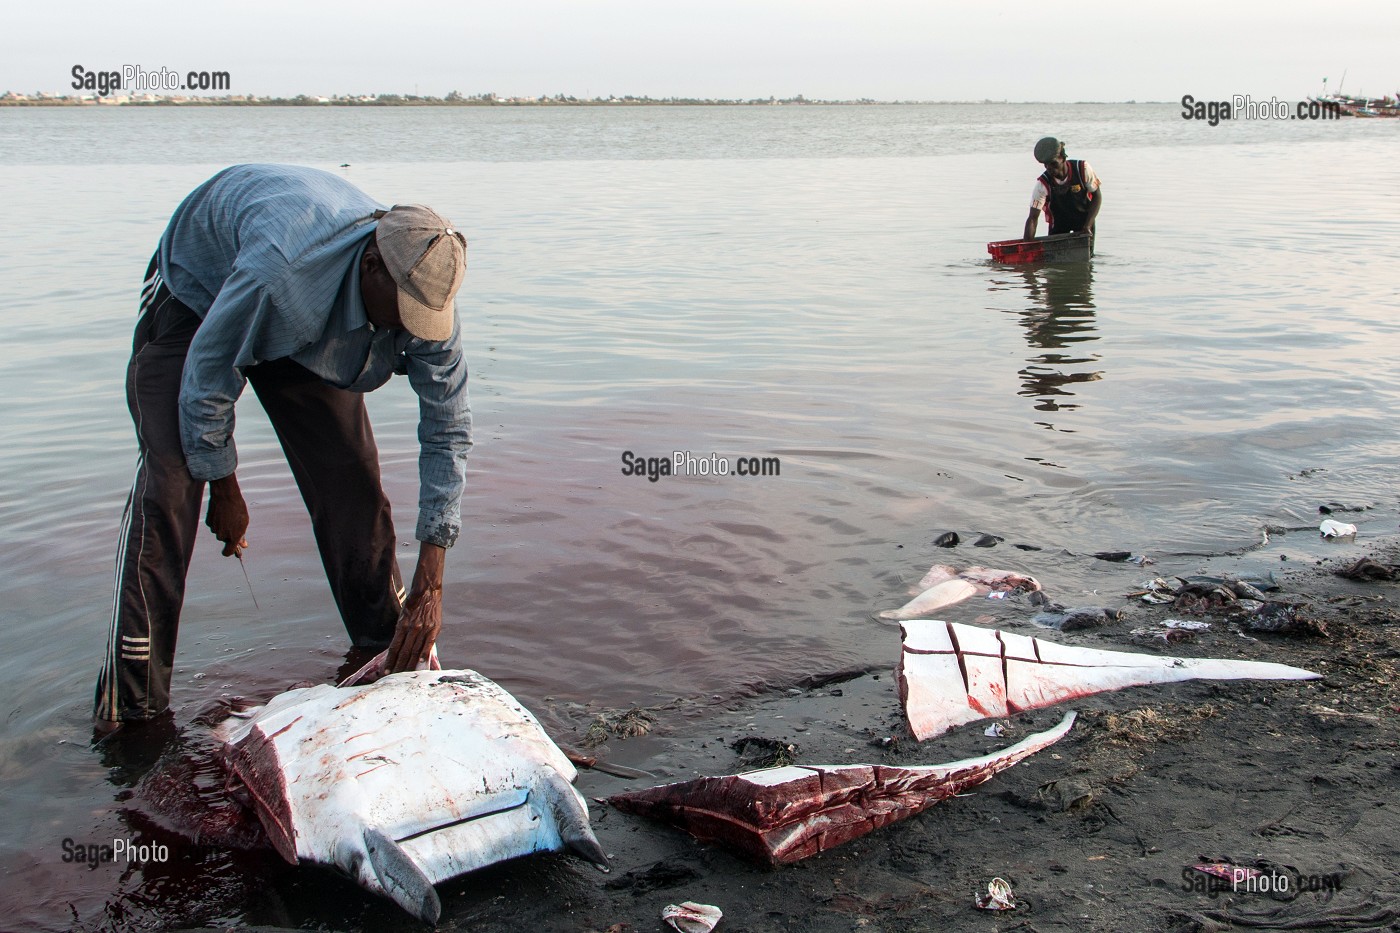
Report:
159,538,1400,933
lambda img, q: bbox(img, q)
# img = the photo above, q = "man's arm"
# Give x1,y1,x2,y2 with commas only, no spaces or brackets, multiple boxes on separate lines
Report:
1083,188,1103,233
384,320,472,673
1025,177,1049,239
179,268,276,556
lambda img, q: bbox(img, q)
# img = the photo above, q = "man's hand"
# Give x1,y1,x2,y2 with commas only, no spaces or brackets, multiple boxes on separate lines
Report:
206,473,250,556
386,542,446,673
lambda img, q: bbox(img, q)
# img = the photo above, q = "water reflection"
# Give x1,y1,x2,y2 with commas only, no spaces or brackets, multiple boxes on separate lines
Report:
1006,264,1101,418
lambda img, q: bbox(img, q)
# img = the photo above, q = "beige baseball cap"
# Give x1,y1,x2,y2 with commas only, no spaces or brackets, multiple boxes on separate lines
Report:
373,205,467,342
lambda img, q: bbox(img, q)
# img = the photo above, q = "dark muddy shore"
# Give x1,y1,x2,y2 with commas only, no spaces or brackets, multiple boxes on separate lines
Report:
167,539,1400,933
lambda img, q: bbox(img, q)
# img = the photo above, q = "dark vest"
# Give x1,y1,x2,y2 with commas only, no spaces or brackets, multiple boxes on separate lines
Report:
1039,160,1094,233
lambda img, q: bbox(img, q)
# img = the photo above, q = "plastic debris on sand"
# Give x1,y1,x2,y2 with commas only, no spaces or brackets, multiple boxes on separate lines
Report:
1320,519,1358,538
974,877,1018,910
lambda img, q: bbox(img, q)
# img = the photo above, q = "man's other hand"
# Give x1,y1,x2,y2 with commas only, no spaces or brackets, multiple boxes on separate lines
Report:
386,543,446,673
206,473,250,556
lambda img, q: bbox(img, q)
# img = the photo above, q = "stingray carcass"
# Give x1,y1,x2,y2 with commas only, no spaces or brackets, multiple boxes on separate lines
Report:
898,620,1321,740
215,665,607,922
608,712,1074,865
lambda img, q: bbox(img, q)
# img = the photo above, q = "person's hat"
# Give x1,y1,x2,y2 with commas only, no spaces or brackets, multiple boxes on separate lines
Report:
373,205,467,342
1033,137,1064,162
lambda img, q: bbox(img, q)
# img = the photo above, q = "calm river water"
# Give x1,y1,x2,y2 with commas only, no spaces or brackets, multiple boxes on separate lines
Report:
1,103,1397,929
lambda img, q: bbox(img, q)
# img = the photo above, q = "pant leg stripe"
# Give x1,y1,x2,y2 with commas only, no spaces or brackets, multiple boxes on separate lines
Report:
130,343,157,717
96,453,144,721
139,270,162,306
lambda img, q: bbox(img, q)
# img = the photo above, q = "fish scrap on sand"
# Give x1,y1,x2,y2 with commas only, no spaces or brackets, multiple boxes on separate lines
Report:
130,546,1398,928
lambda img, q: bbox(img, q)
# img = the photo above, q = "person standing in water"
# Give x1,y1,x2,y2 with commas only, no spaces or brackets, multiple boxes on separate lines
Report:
94,164,472,732
1023,136,1102,247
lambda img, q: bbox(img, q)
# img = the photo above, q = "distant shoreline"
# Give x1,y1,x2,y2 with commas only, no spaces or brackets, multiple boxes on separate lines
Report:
0,95,1167,108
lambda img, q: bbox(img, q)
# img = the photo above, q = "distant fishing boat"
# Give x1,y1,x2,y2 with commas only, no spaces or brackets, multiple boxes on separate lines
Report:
1313,94,1400,117
1312,72,1400,118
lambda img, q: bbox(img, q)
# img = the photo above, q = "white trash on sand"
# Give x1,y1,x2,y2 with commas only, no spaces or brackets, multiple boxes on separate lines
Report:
1319,519,1358,538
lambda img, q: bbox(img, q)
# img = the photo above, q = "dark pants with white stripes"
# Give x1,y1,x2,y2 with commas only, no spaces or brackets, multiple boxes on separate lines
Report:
94,257,405,723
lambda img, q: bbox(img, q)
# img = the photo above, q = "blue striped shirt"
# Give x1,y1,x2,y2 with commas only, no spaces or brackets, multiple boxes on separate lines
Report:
157,164,471,547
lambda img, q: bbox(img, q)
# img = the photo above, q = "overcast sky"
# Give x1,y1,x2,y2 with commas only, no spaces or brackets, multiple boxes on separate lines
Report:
4,0,1397,102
